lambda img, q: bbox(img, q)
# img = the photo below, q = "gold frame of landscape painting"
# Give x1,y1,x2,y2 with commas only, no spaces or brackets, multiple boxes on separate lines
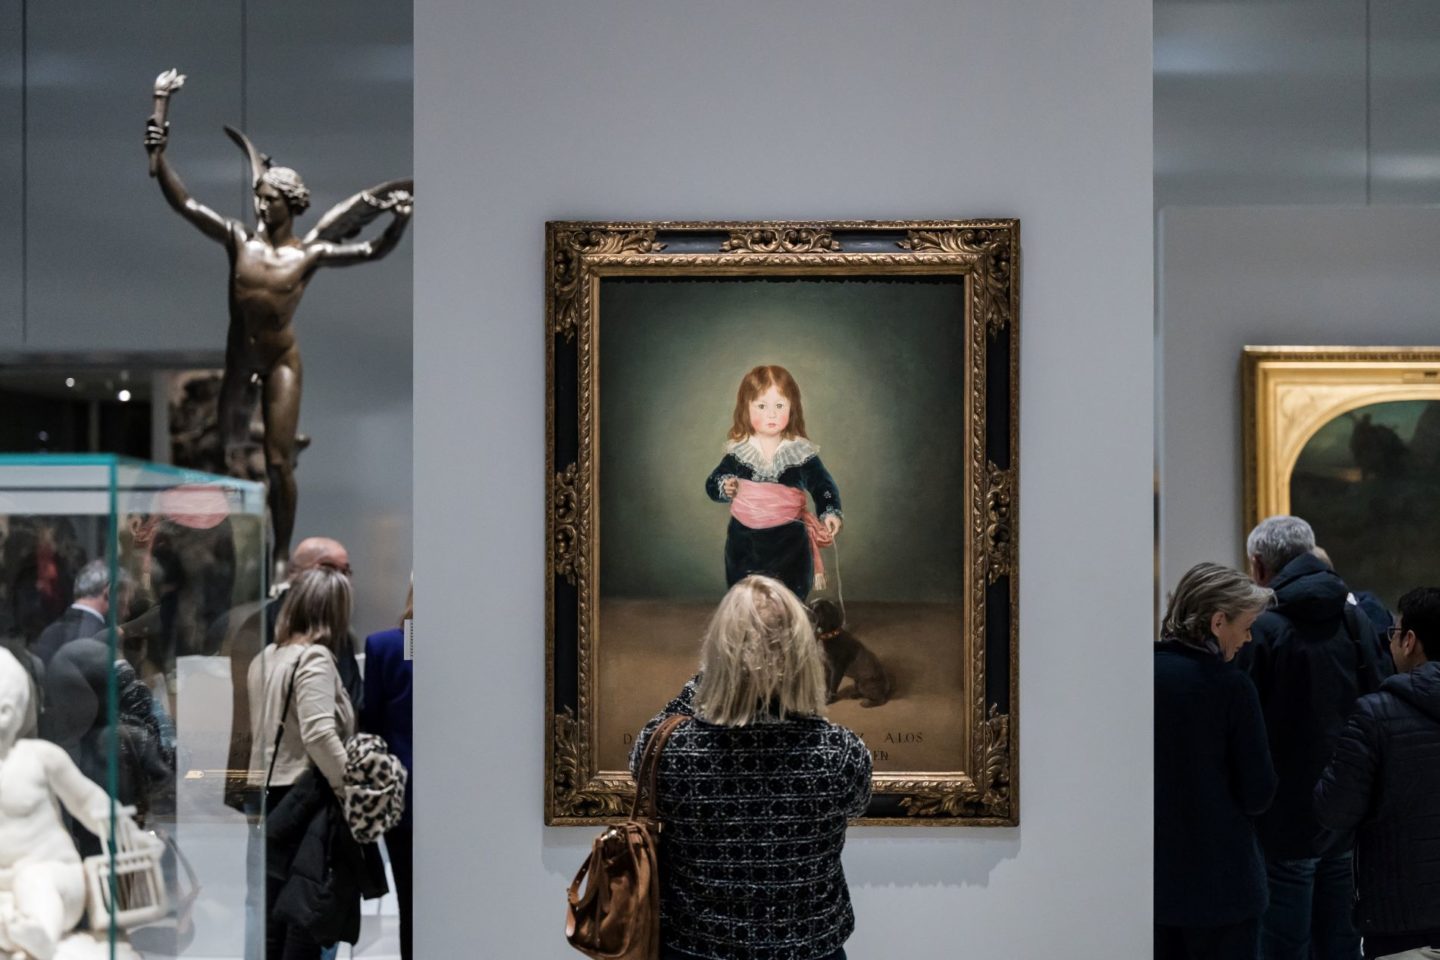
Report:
545,220,1020,826
1243,346,1440,606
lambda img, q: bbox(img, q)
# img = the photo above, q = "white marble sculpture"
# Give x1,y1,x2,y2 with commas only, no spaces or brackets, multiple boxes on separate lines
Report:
0,648,141,960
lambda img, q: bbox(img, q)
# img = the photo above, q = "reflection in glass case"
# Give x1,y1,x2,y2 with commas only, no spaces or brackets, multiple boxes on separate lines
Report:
0,455,266,959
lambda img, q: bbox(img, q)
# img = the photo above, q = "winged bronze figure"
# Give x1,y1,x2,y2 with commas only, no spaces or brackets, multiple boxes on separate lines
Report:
145,69,413,580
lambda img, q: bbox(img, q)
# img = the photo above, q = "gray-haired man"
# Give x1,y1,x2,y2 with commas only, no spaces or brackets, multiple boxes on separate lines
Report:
1239,515,1381,960
31,560,113,666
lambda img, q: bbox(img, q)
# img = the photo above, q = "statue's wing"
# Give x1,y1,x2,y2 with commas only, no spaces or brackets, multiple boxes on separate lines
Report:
303,178,413,244
223,125,271,187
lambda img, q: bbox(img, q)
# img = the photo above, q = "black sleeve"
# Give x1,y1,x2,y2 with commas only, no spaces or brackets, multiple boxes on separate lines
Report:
1314,697,1382,837
706,456,742,503
803,457,842,519
1228,670,1278,816
629,675,700,779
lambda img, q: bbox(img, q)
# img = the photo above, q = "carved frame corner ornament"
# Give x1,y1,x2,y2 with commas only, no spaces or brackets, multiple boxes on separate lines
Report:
550,226,666,342
896,705,1011,819
552,707,628,820
546,219,1020,826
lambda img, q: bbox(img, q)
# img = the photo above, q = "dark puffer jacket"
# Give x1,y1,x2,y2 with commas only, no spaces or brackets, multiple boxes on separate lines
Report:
1237,552,1381,859
267,770,387,946
1315,661,1440,942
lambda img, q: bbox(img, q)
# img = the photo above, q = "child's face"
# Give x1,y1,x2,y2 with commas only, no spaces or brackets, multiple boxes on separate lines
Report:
748,385,791,439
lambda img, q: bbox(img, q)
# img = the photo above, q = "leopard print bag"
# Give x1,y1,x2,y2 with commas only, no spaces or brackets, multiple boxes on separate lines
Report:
341,733,408,843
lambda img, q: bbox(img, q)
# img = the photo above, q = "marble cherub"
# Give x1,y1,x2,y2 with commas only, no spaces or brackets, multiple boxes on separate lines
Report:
0,648,138,960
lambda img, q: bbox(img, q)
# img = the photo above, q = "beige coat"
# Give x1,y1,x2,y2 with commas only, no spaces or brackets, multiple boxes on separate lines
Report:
247,642,355,790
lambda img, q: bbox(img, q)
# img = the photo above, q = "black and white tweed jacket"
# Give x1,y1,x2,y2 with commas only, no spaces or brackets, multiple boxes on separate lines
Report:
630,677,872,960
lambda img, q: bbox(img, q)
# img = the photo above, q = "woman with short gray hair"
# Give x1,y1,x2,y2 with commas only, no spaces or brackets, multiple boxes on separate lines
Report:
1155,562,1277,960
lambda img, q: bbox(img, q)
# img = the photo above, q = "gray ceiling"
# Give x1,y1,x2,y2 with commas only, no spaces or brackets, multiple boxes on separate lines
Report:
1157,0,1440,207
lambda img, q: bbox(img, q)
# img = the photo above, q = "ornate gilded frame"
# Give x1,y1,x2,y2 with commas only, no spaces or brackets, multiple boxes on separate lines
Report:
1243,346,1440,533
545,220,1020,826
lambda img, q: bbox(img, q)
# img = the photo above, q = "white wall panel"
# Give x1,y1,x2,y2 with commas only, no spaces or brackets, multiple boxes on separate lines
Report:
415,0,1153,955
1159,206,1440,592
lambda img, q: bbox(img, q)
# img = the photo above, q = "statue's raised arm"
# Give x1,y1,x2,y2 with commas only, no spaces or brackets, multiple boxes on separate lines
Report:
308,180,414,267
144,68,238,246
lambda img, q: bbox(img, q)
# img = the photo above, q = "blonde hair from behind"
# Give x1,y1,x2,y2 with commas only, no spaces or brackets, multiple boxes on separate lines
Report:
1161,562,1273,646
694,575,828,726
276,566,351,655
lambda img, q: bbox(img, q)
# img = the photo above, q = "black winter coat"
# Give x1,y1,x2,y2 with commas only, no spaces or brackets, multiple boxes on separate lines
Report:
1315,661,1440,941
1155,642,1277,926
1237,552,1381,859
267,770,387,946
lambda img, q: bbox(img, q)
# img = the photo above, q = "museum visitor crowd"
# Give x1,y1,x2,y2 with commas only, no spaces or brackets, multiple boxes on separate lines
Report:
1156,514,1440,960
1,521,414,960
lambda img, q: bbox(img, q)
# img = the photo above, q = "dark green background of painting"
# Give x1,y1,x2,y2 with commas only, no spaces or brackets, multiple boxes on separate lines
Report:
1292,398,1440,608
598,277,967,602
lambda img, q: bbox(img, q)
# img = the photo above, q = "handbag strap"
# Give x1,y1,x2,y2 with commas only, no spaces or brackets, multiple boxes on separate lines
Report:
630,714,689,820
262,657,302,798
1341,602,1380,696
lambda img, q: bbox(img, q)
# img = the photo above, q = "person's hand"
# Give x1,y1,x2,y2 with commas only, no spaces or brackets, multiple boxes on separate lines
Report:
144,120,168,154
722,477,739,498
823,514,842,537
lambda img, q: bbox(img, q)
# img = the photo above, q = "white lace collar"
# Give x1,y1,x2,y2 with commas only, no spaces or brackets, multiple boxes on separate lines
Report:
727,436,819,479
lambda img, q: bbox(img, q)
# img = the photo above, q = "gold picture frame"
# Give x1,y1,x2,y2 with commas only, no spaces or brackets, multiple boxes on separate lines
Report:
1243,346,1440,601
546,220,1020,826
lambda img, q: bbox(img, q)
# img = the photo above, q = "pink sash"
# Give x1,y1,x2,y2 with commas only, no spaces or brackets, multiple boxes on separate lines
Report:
730,479,834,587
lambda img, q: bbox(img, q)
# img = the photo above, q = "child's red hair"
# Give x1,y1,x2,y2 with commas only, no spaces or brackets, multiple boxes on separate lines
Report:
728,365,808,442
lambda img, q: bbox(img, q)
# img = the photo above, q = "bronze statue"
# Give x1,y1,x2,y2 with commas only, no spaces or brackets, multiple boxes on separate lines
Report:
144,68,412,580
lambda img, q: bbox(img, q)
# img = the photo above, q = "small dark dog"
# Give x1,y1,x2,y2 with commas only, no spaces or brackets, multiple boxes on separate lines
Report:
810,598,893,708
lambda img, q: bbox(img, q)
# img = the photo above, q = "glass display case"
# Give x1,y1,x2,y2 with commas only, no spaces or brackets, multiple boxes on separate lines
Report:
0,455,267,959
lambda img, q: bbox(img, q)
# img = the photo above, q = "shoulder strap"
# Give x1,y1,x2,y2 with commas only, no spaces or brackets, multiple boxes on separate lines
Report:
262,657,302,797
630,715,689,820
1341,603,1380,696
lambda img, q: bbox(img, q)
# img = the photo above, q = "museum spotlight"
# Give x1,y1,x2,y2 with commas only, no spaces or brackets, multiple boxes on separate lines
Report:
117,389,132,402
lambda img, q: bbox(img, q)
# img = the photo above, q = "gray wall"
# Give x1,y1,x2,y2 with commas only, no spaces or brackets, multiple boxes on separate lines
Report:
2,3,412,635
599,278,966,602
415,0,1153,955
1159,206,1440,591
1156,0,1440,208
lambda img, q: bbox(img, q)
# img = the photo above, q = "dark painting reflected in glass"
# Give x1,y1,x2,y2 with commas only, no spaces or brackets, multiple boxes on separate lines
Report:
1291,399,1440,607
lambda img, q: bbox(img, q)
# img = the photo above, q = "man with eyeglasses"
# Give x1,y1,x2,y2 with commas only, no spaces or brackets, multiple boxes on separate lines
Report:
1316,587,1440,959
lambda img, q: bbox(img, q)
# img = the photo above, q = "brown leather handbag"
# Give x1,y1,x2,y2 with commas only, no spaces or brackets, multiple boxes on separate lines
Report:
565,714,689,959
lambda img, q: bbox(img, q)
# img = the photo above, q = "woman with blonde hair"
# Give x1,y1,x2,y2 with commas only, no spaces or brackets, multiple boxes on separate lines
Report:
1155,562,1277,960
247,566,356,959
630,575,871,960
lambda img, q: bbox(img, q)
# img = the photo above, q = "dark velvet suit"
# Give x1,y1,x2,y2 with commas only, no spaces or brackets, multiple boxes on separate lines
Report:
706,437,841,599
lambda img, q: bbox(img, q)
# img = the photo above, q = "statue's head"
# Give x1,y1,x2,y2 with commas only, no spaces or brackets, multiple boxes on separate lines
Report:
255,166,311,225
0,648,30,743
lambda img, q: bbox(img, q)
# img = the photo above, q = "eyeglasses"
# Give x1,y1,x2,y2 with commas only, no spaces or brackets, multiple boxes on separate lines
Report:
1387,625,1406,642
